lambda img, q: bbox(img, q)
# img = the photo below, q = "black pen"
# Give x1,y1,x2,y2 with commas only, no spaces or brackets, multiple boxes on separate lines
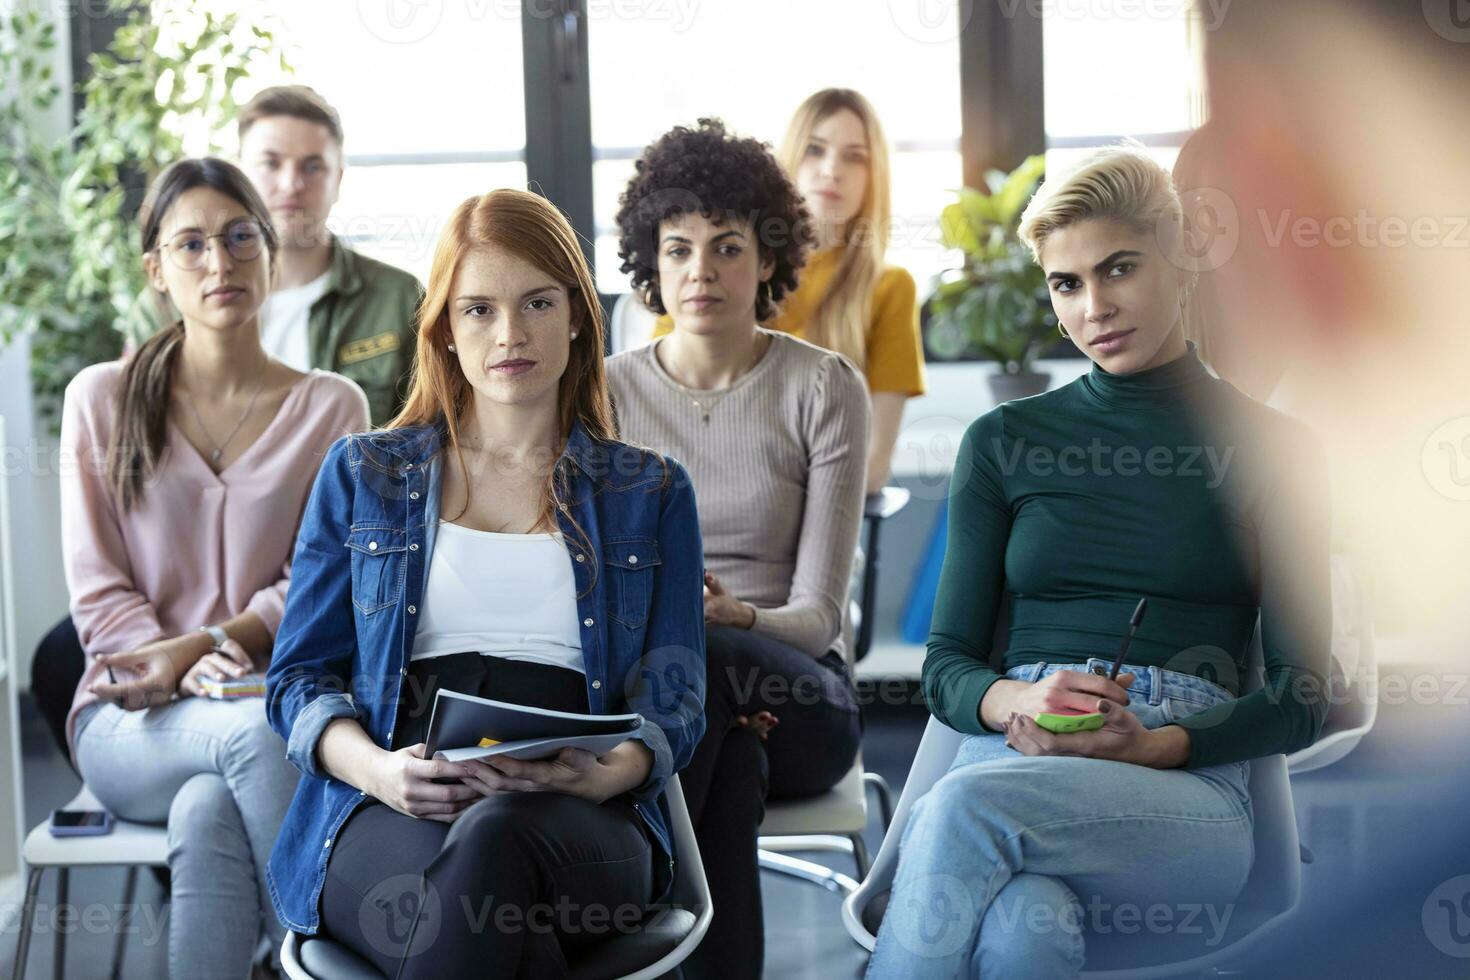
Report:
1101,598,1149,682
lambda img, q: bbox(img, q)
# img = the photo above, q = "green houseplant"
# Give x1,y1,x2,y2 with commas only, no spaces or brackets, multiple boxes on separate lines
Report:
926,153,1057,402
0,2,284,427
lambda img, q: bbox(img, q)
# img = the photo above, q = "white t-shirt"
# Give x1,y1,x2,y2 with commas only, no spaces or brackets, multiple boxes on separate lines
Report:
259,271,331,372
409,522,586,674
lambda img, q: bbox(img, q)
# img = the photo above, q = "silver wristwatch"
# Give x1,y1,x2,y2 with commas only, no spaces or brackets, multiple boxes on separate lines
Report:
199,625,229,648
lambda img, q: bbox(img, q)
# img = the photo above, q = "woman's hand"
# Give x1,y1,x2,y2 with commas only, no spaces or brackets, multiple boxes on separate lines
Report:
459,741,654,805
1016,670,1135,719
368,743,481,823
704,571,756,628
179,639,254,698
1003,697,1163,767
736,710,779,741
90,633,214,711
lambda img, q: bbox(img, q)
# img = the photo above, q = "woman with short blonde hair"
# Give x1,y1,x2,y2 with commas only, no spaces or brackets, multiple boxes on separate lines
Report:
868,143,1330,977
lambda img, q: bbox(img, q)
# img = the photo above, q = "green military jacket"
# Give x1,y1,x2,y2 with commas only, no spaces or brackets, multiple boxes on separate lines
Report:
123,238,422,425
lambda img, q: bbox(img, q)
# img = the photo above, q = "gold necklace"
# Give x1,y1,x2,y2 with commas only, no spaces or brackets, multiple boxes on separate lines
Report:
663,334,768,424
181,355,269,465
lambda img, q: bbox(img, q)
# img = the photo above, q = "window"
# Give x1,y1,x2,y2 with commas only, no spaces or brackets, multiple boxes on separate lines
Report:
168,3,1200,310
1042,2,1205,173
586,1,964,298
200,2,529,281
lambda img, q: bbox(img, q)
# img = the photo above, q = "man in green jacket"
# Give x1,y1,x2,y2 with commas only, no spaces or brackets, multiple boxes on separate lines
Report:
123,84,420,425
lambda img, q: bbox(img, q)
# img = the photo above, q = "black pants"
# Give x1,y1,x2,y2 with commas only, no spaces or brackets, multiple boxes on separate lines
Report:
30,615,85,769
320,654,655,980
678,626,863,980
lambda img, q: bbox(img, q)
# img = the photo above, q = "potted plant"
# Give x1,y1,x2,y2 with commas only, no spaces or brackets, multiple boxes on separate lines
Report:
926,153,1057,403
0,4,284,427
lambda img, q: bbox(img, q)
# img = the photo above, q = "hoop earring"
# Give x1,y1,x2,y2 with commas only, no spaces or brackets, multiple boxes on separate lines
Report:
1057,322,1067,338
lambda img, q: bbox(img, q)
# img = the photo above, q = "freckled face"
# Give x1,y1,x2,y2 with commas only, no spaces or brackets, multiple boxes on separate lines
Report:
446,246,577,409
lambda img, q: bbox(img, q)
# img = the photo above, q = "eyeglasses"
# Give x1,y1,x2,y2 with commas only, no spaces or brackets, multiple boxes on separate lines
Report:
155,221,265,270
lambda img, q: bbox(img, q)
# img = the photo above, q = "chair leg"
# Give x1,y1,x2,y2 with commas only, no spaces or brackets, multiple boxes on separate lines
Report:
12,867,44,980
111,867,138,980
849,833,871,881
53,867,69,980
863,772,894,832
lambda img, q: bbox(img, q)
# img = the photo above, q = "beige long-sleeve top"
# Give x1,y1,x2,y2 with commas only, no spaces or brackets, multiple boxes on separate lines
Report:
61,362,370,756
607,330,871,659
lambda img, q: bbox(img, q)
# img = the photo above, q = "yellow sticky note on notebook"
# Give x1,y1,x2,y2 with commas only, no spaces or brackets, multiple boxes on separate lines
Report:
477,738,501,748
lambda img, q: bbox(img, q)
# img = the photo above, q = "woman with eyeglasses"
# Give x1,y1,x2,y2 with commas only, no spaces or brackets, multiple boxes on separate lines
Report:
61,157,369,979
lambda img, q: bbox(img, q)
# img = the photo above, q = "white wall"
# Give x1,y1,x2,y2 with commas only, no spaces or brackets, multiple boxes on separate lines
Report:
1,0,75,681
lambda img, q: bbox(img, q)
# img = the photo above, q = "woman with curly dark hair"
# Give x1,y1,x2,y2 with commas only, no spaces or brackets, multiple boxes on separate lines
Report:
607,118,871,980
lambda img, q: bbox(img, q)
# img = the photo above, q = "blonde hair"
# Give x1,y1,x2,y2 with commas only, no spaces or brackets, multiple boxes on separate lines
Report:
776,88,893,373
1017,141,1185,268
391,189,617,576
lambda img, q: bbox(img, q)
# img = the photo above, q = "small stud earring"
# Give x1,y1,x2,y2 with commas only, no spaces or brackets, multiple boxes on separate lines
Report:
447,343,456,352
570,332,579,340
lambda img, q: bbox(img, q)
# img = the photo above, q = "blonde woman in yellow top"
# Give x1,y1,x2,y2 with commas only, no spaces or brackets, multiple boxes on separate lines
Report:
651,89,925,494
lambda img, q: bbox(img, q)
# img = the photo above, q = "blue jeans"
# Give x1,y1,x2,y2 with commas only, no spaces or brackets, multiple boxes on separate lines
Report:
867,658,1255,979
75,696,299,980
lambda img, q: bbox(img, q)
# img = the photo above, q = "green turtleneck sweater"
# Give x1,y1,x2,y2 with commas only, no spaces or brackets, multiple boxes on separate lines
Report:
923,345,1331,769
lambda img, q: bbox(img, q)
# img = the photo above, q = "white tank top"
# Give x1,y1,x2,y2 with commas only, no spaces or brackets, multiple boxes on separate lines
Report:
409,521,586,674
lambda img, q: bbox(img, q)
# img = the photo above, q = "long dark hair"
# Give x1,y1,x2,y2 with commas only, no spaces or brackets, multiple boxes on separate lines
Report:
108,157,278,509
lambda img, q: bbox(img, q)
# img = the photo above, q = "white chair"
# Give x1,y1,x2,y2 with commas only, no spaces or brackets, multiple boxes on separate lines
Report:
608,292,657,356
12,785,169,980
844,623,1308,977
757,751,892,894
281,773,712,980
1287,555,1377,777
1287,627,1376,777
756,489,909,891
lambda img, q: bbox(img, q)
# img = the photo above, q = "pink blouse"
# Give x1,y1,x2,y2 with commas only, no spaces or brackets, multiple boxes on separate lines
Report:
61,363,371,756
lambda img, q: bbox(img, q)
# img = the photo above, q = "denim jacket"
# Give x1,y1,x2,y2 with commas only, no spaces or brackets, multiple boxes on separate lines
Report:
264,418,706,934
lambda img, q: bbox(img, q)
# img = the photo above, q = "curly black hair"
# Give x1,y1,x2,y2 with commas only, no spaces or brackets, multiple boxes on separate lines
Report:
615,117,814,321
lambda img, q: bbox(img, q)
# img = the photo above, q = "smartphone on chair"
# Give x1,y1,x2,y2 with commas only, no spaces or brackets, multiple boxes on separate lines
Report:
49,809,114,837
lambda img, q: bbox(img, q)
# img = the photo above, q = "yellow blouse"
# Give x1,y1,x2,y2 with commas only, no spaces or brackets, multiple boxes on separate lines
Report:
649,246,926,396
